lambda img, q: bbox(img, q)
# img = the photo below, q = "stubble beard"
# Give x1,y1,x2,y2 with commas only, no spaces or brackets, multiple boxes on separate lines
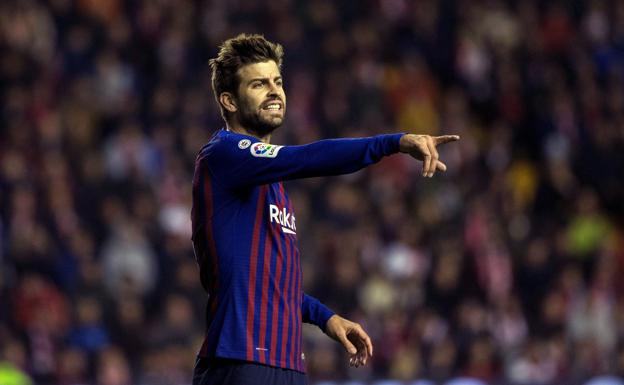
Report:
238,100,284,137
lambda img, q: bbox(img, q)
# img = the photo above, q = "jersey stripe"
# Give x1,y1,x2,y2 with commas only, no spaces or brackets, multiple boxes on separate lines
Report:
201,167,219,356
257,228,272,363
252,224,267,362
285,192,302,371
283,221,292,368
280,218,292,366
287,232,297,369
280,184,297,369
295,247,303,371
246,186,267,361
195,167,209,357
270,185,286,366
292,244,300,370
292,186,302,369
277,185,291,366
204,169,219,315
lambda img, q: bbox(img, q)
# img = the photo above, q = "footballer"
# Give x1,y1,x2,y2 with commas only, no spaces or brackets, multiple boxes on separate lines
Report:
191,34,459,385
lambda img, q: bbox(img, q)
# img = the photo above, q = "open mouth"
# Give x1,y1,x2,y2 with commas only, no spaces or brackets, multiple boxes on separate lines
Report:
262,101,283,111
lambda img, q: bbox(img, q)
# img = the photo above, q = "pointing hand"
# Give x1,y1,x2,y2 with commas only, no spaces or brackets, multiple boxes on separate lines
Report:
399,134,460,177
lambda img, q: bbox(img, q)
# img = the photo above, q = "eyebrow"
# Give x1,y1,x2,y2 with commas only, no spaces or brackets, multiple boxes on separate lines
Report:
247,76,282,84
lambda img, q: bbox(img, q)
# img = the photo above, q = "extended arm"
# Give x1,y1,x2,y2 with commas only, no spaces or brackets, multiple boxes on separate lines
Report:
204,133,402,189
204,132,460,189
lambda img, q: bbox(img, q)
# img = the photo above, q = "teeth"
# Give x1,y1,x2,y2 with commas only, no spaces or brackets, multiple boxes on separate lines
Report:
265,104,280,110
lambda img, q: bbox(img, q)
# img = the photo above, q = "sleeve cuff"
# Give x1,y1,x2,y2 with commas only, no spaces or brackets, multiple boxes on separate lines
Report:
380,133,404,155
302,294,336,331
318,306,336,333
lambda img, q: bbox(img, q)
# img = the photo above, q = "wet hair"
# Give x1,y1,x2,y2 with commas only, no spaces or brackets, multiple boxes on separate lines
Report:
209,34,284,120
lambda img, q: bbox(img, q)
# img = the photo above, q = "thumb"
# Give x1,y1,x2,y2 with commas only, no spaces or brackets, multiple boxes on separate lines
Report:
338,332,357,355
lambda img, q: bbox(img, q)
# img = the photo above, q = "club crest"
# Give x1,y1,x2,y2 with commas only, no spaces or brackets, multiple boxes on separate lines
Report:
238,139,252,149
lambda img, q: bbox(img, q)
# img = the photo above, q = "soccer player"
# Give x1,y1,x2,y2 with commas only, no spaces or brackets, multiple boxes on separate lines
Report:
191,34,459,385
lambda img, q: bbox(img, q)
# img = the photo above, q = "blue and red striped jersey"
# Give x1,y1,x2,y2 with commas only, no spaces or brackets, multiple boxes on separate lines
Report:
191,129,402,372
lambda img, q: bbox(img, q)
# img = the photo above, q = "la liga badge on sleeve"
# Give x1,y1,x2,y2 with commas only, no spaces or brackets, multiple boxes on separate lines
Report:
250,142,283,158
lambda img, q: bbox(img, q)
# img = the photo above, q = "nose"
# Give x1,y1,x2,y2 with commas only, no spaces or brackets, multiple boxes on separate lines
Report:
267,81,280,97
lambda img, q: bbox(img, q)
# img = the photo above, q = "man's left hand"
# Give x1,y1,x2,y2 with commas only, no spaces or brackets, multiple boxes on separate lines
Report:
324,314,373,367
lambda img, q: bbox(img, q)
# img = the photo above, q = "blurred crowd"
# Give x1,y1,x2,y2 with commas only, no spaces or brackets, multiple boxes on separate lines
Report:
1,0,624,384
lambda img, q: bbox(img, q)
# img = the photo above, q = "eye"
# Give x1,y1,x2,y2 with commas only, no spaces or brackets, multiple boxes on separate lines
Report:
275,80,283,88
252,82,263,89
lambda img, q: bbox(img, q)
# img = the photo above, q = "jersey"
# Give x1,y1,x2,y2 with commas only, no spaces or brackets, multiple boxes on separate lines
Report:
191,128,403,372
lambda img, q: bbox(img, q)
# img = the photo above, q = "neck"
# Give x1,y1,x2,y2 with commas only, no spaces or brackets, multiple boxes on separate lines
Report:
226,121,271,143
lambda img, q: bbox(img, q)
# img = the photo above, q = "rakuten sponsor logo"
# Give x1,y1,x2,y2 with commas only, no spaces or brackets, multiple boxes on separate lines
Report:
269,204,296,235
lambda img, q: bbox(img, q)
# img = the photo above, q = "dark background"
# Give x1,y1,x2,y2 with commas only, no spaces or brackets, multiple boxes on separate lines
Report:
1,1,623,384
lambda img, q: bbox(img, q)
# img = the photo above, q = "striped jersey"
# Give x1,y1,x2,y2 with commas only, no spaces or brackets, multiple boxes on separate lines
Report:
191,128,403,372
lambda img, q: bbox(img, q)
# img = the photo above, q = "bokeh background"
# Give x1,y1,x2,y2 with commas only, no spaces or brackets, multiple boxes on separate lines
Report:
1,0,624,384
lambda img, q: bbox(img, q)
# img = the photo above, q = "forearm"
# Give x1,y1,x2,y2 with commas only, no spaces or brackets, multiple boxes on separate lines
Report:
279,134,404,179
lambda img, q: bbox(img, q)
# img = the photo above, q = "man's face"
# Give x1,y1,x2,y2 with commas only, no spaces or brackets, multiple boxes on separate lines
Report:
234,60,286,135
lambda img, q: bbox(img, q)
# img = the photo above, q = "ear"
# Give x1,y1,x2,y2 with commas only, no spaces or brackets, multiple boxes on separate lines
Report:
219,92,237,113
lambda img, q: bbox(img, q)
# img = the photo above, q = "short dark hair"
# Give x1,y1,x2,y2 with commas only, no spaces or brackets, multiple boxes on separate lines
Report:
209,34,284,120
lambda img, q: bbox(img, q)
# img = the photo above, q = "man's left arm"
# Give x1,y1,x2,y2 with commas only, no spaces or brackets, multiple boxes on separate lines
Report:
302,293,373,367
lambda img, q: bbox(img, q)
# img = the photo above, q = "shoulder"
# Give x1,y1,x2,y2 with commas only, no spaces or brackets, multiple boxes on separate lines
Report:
198,130,260,162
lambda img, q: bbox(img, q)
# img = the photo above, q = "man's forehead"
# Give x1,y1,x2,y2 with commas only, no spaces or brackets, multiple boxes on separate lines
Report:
238,61,281,79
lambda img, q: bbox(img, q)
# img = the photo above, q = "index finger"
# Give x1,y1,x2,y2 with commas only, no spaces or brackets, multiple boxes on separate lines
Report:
434,135,460,145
